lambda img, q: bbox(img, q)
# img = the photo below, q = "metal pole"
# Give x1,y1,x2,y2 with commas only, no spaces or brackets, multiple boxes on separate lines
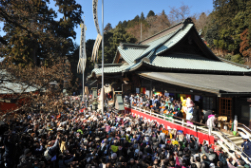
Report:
101,0,104,114
82,17,86,104
82,72,87,101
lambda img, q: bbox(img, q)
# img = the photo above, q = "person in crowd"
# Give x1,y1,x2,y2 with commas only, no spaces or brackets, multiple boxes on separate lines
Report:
0,96,250,168
207,114,218,130
129,94,134,107
201,141,217,164
192,103,200,123
241,135,251,158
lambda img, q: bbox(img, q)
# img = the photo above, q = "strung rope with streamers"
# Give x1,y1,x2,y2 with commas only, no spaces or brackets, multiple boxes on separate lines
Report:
91,0,102,63
77,22,87,73
91,34,102,62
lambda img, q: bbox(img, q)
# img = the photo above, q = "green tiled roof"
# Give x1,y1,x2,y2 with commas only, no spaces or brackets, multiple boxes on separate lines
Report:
140,29,177,57
147,54,251,72
156,24,193,55
91,62,143,76
117,28,178,64
117,46,145,64
139,72,251,94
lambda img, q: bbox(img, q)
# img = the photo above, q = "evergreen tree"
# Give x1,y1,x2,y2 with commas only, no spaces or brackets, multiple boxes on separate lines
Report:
1,0,58,66
104,23,113,33
158,10,171,29
54,0,83,56
1,0,83,67
122,21,128,28
140,12,145,20
133,15,140,21
206,0,251,60
161,10,167,18
118,21,123,26
147,10,155,18
97,25,137,64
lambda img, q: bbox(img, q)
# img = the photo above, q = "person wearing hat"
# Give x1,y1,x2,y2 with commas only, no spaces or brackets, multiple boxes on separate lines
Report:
241,135,251,158
209,163,216,168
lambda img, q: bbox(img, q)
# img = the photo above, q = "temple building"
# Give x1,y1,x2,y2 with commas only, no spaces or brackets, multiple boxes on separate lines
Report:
88,18,251,127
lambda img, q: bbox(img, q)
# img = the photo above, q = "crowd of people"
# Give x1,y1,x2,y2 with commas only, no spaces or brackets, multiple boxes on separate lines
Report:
126,94,216,125
0,97,250,168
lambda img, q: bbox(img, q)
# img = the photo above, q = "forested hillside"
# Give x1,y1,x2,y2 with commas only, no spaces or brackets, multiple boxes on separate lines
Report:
114,6,208,43
205,0,251,65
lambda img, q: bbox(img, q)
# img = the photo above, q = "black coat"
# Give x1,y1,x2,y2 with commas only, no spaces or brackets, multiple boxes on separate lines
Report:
192,108,200,123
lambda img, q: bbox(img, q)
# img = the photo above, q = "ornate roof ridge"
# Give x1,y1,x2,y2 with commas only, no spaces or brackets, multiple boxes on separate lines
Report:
138,18,193,44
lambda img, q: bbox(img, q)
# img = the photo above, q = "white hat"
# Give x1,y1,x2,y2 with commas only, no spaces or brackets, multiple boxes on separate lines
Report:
242,134,249,140
210,163,215,168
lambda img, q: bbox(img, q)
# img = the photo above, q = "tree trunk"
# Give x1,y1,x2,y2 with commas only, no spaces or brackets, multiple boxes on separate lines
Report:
33,42,38,66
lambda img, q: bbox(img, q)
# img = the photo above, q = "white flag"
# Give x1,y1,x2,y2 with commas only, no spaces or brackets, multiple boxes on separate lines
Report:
77,22,87,73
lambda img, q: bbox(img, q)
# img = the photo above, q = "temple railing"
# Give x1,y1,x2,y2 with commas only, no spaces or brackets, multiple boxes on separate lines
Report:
125,105,251,164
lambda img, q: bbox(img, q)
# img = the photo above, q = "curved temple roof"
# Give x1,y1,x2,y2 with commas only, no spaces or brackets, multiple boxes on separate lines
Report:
90,18,251,78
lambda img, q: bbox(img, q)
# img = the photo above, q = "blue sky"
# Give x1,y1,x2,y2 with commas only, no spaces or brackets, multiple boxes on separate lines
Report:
57,0,214,45
0,0,214,46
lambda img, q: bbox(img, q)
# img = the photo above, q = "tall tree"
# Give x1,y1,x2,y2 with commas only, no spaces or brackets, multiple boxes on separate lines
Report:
121,21,128,28
239,28,251,62
1,0,58,66
140,12,145,20
194,12,208,35
104,23,113,33
168,4,191,25
206,0,251,61
147,10,155,18
1,0,83,67
159,10,170,28
54,0,83,56
97,25,137,64
133,15,140,21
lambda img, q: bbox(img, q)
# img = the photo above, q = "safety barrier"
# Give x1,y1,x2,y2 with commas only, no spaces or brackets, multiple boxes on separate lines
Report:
124,106,215,145
124,105,251,164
